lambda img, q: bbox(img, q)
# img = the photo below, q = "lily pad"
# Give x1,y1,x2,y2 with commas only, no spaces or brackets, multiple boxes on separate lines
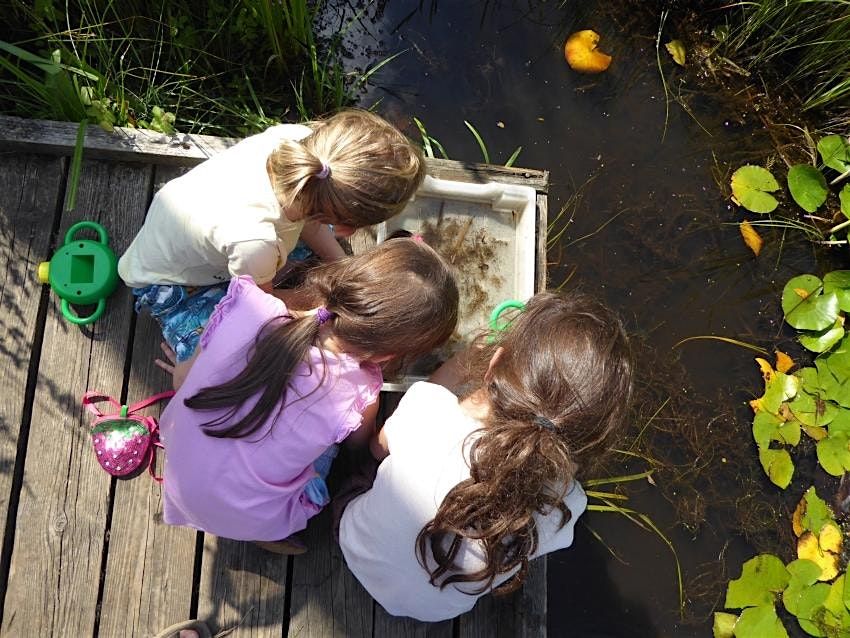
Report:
838,184,850,221
823,271,850,312
733,605,789,638
795,582,831,637
828,408,850,436
787,390,838,428
797,526,841,581
817,135,850,173
731,165,781,213
791,487,835,537
799,319,845,353
817,432,850,476
759,447,794,488
788,165,828,213
726,554,790,609
713,612,737,638
757,371,800,415
782,275,838,331
784,559,824,616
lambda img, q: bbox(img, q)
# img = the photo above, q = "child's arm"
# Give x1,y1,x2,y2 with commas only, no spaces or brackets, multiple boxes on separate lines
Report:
346,397,380,448
428,348,474,395
154,342,199,391
299,221,347,261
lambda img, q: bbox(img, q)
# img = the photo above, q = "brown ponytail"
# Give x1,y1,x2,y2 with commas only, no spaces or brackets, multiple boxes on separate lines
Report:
185,238,458,438
416,291,633,593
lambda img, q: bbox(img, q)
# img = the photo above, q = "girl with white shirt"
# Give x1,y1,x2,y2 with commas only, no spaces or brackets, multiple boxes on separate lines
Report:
338,291,634,621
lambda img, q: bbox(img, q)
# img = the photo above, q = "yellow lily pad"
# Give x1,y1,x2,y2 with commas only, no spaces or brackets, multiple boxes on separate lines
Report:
564,30,612,74
665,39,686,66
797,526,841,581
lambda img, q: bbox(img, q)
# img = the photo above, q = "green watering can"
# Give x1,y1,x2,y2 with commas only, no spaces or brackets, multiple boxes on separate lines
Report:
37,221,119,325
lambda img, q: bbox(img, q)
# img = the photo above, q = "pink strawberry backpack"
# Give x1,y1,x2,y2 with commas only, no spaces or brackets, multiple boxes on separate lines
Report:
82,390,175,481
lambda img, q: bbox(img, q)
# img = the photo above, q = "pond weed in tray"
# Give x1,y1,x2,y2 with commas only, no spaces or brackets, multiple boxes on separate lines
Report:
380,175,538,390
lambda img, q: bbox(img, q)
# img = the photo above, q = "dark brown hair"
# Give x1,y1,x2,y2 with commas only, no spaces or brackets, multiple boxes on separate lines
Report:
185,239,458,438
415,291,633,594
268,109,425,227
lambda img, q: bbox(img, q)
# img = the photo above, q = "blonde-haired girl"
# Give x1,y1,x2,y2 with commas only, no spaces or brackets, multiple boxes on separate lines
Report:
119,109,424,289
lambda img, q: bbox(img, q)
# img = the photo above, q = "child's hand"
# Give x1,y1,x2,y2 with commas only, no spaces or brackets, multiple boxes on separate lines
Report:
154,341,195,391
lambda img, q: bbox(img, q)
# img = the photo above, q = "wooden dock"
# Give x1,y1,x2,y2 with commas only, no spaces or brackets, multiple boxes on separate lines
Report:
0,115,549,637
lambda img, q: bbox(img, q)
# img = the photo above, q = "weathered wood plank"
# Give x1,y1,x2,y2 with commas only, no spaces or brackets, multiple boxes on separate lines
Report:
536,193,549,293
0,115,237,167
288,510,372,638
373,609,454,638
98,165,198,637
0,116,548,192
0,153,65,616
197,536,288,637
0,158,152,637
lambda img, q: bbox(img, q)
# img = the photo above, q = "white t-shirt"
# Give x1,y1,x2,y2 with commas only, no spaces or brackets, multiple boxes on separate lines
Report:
339,382,587,622
118,123,312,287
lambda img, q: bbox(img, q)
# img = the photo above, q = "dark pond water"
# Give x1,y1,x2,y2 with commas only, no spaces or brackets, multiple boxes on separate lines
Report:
336,1,844,636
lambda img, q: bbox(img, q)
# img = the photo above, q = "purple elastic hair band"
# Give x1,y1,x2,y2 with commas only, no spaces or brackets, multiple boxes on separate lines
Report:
316,307,335,325
316,162,331,180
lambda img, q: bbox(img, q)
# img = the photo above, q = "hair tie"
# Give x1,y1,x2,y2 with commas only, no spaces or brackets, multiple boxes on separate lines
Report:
533,416,556,431
315,307,335,325
316,162,331,180
412,233,424,243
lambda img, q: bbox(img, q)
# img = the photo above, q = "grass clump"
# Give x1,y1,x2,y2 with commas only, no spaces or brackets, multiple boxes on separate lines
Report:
0,0,372,136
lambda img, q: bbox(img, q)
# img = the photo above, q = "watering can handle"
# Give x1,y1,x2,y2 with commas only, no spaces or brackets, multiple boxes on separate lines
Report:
61,298,106,325
64,221,109,246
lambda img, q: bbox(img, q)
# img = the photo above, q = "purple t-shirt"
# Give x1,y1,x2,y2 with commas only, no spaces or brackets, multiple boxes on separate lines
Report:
160,276,383,541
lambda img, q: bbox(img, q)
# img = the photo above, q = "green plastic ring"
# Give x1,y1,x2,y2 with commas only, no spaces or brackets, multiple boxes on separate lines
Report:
489,299,526,333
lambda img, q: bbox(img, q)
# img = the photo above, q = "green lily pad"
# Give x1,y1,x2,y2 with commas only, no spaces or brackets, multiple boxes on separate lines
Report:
799,366,824,395
733,605,789,638
754,411,801,447
822,575,850,629
759,447,794,488
713,612,737,638
759,372,800,415
799,319,845,353
841,185,850,220
796,583,831,637
823,271,850,312
726,554,790,609
732,165,781,213
782,275,838,331
796,487,835,537
788,165,828,213
817,135,850,173
788,390,838,428
816,432,850,476
822,357,850,408
785,559,824,616
828,408,850,436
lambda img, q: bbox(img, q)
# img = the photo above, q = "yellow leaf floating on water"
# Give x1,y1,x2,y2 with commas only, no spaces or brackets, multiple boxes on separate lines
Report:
755,357,775,382
739,220,763,256
797,524,842,581
564,30,612,74
775,350,794,373
665,39,686,66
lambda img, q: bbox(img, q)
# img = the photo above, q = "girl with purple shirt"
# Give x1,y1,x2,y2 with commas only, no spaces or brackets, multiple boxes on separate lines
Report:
152,239,458,557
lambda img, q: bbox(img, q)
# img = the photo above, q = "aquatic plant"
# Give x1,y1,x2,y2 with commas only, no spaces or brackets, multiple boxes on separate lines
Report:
0,0,381,136
729,134,850,253
716,0,850,127
748,270,850,486
715,488,850,638
412,117,522,167
563,30,612,74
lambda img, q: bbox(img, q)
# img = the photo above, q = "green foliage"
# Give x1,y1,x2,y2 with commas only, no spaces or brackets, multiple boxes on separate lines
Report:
720,0,850,122
725,554,790,609
731,165,780,213
413,117,522,167
818,135,850,174
749,271,850,483
0,0,391,135
788,165,828,213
